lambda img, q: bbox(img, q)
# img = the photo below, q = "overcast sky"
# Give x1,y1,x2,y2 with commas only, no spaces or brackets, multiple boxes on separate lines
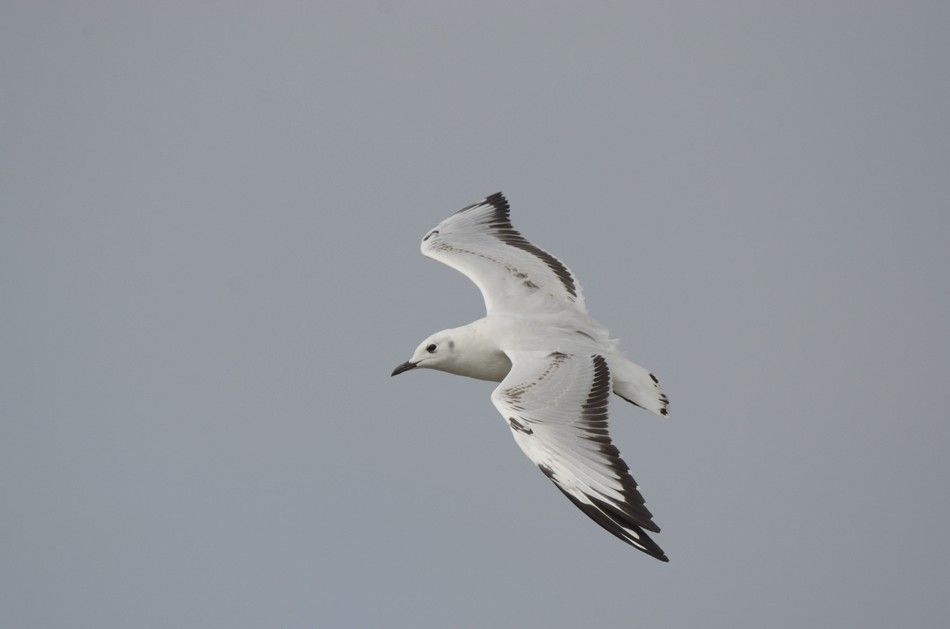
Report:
2,2,948,627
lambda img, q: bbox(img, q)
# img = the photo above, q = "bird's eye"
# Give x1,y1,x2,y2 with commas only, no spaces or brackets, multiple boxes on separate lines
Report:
426,344,437,353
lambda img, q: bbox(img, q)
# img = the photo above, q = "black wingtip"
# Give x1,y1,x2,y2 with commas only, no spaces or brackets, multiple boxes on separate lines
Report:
454,191,509,216
630,528,669,563
484,191,508,210
552,483,669,562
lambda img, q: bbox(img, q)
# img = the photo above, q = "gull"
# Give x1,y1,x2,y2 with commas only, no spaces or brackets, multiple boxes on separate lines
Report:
391,192,671,561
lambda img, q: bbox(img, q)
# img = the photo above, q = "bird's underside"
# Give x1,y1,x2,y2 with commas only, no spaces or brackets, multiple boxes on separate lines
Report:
411,192,671,561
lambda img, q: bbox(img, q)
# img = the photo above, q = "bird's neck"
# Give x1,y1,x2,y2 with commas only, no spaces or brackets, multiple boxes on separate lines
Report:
442,321,512,382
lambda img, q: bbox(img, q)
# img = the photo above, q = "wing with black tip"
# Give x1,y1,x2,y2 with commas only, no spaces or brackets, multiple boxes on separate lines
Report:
491,350,668,561
421,193,586,315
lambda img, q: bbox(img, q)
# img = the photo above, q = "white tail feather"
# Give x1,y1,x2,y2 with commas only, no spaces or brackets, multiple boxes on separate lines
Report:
609,355,670,417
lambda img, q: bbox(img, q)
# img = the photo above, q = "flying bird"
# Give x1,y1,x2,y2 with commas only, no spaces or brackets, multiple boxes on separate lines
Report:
392,192,671,561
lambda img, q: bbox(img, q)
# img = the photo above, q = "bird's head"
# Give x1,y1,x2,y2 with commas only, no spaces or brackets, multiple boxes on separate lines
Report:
391,330,459,376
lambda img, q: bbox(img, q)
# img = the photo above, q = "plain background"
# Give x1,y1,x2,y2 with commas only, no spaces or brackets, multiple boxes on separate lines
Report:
2,2,948,627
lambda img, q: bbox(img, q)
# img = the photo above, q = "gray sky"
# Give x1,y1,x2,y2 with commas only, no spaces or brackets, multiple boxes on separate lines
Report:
2,2,948,627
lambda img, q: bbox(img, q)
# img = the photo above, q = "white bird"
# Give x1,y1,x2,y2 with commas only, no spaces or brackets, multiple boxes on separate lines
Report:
392,192,671,561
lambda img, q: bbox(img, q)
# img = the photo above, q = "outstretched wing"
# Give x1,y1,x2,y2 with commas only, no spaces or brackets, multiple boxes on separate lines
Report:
421,193,586,315
491,350,668,561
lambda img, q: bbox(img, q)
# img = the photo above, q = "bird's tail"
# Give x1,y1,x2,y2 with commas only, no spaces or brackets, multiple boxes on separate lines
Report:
609,354,670,417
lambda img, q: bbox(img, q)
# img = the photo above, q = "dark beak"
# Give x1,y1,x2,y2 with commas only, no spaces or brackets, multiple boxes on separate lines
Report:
391,361,418,376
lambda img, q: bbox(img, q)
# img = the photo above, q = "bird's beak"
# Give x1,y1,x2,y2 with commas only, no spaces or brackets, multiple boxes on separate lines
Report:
391,361,418,376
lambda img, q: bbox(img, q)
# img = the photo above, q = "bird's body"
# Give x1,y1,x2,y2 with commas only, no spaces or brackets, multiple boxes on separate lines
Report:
392,193,671,561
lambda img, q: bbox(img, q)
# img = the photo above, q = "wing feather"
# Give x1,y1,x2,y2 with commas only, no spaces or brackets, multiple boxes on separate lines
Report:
421,193,586,315
491,351,668,561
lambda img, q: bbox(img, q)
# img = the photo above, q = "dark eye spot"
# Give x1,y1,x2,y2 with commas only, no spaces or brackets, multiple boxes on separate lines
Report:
426,344,437,353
